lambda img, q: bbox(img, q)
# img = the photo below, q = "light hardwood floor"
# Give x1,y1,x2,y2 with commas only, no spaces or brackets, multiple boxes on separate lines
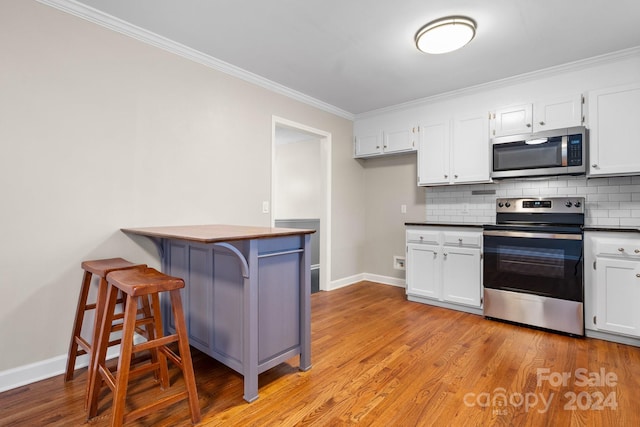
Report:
2,281,640,426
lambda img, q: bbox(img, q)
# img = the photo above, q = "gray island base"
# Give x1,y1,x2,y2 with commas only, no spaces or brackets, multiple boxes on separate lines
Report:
121,224,314,402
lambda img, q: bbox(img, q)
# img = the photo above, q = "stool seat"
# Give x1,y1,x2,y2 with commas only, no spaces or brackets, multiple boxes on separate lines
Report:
107,267,185,296
65,258,146,383
87,267,200,426
81,258,145,277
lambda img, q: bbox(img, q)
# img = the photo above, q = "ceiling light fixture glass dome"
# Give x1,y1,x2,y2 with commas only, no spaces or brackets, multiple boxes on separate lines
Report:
415,16,476,54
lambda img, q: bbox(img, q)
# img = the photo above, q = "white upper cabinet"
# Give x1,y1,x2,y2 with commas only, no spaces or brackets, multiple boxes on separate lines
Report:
492,104,533,136
587,83,640,177
534,94,583,131
418,111,491,186
451,112,491,184
353,112,417,158
354,130,383,157
417,120,450,186
491,94,583,137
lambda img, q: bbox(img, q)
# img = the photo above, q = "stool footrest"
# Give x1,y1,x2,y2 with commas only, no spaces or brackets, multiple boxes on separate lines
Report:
133,334,179,353
159,346,183,369
74,336,91,354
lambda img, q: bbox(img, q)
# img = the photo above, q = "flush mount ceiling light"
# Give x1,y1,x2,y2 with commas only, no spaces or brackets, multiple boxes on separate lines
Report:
415,16,476,54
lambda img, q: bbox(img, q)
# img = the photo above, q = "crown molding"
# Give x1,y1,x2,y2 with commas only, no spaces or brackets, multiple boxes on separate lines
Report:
356,45,640,119
36,0,354,121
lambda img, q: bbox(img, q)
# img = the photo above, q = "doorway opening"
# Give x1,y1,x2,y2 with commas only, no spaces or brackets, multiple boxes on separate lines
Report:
272,117,331,293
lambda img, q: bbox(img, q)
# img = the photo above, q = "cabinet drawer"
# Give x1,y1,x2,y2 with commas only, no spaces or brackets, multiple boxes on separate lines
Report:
407,230,439,244
595,240,640,259
443,232,481,248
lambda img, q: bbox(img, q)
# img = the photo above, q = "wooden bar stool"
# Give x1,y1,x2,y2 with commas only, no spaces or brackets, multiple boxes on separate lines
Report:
65,258,146,382
87,267,200,426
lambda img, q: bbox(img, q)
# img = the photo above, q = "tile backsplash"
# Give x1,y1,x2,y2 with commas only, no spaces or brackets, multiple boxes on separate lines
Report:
425,175,640,227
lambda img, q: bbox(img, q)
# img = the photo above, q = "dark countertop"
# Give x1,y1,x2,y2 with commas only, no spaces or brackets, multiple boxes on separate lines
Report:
406,223,640,233
405,221,484,229
583,226,640,234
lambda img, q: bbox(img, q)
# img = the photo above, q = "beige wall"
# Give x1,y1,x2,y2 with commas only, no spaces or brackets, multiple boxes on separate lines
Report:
362,155,425,279
274,139,323,219
0,0,362,372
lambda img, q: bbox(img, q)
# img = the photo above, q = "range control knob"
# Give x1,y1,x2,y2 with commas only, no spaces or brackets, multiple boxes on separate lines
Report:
498,202,504,208
505,202,511,208
565,201,573,207
574,201,581,208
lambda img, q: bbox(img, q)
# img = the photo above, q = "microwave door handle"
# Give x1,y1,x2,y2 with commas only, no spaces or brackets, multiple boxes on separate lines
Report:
561,135,567,167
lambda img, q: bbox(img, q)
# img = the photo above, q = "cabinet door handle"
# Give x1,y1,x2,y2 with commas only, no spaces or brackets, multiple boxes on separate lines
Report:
376,146,380,149
454,174,458,179
637,273,640,278
444,174,448,179
592,164,598,168
635,249,639,254
526,123,532,128
618,248,625,252
539,121,545,126
443,253,448,257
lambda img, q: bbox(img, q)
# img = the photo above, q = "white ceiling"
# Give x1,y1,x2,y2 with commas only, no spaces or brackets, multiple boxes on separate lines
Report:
59,0,640,116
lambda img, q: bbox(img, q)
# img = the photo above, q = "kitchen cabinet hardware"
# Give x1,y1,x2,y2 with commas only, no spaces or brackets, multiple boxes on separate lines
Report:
526,123,531,127
539,121,545,125
618,247,624,252
637,274,640,278
635,249,639,253
592,164,598,168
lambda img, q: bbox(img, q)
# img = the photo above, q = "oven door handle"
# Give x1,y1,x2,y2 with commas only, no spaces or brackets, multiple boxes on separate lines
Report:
483,230,583,240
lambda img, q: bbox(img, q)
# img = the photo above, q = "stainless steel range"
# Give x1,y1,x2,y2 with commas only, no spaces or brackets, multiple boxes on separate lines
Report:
483,197,585,335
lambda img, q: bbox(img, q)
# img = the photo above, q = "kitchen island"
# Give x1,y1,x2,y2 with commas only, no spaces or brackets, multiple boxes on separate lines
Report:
121,224,314,402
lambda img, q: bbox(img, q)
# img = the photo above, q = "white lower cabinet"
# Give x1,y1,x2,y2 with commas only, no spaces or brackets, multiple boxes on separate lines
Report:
441,245,482,307
406,226,482,313
585,232,640,343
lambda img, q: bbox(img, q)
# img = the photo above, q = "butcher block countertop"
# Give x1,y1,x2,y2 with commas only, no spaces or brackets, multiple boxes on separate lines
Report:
121,224,315,244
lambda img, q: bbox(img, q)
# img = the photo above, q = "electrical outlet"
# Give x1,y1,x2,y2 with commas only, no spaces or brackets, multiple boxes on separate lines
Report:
262,201,269,214
401,204,407,214
393,256,405,270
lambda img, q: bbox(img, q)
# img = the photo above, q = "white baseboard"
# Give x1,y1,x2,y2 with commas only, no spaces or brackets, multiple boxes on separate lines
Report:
329,273,405,291
362,273,406,288
0,337,142,393
328,273,365,290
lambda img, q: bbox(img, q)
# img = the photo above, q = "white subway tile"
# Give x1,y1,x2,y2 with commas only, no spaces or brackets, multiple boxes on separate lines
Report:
609,210,631,218
620,218,640,227
608,177,632,185
598,185,620,194
595,218,620,226
610,193,632,202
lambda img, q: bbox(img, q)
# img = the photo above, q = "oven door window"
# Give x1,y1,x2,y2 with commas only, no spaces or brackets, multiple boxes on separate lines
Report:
483,234,583,301
493,137,563,171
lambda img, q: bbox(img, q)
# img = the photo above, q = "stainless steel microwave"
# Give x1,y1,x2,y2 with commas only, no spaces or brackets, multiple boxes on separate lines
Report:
491,126,587,179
